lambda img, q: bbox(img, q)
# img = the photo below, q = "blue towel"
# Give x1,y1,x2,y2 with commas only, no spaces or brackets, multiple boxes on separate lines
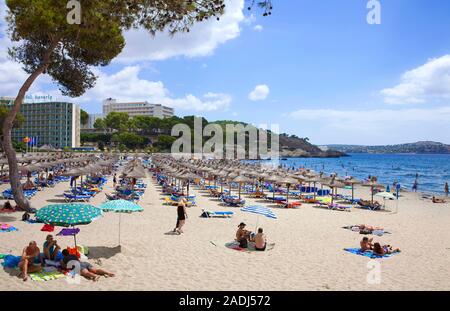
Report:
0,226,18,232
344,248,399,259
1,255,21,268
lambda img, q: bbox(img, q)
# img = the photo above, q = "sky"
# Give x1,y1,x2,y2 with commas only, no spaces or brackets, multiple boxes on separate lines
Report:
1,0,450,145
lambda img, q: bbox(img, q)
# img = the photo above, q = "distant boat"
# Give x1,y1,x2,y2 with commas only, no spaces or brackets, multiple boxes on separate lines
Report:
281,158,288,161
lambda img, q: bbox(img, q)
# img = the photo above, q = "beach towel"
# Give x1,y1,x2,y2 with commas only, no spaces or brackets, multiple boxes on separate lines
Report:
224,242,276,253
41,224,55,232
0,224,18,232
342,226,390,236
1,255,21,268
29,270,66,282
56,228,80,236
344,248,399,259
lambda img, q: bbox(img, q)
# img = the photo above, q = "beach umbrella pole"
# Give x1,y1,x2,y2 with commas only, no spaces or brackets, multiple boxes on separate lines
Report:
118,213,122,246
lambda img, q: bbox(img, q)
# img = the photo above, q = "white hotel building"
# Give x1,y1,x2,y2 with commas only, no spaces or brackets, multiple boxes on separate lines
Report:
102,98,174,119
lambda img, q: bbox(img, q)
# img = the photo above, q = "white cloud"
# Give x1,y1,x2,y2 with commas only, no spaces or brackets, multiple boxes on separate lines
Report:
253,25,263,32
117,0,245,63
381,55,450,104
65,66,232,112
287,106,450,144
248,84,270,101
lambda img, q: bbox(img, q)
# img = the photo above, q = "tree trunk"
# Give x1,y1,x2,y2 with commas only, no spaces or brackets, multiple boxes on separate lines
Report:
1,42,57,212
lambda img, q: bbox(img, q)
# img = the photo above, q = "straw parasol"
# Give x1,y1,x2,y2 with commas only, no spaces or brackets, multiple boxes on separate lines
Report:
345,177,362,201
233,175,252,200
362,180,385,204
275,175,298,203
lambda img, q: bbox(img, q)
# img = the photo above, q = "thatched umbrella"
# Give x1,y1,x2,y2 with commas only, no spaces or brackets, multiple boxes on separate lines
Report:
324,179,346,204
233,175,252,200
362,180,385,204
275,175,298,203
345,177,362,201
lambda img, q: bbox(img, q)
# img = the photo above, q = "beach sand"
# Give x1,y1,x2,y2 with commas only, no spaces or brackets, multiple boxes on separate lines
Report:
1,174,450,291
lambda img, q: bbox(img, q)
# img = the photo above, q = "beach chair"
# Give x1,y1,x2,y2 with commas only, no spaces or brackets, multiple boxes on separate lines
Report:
200,210,234,218
64,193,92,202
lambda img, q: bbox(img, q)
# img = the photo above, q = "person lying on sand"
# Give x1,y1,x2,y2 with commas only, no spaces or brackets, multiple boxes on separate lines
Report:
360,237,373,251
42,234,61,262
60,249,115,281
372,242,400,256
432,196,446,203
18,241,42,281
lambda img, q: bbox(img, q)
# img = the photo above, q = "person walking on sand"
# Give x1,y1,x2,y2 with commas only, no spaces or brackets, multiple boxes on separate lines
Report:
412,179,418,192
174,198,187,235
445,182,449,197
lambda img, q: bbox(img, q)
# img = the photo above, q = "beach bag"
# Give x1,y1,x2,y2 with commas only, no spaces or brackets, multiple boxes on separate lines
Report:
239,238,248,248
22,212,30,222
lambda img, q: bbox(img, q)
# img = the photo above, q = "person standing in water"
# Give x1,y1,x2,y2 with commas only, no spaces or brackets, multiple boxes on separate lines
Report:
445,182,449,197
412,179,419,192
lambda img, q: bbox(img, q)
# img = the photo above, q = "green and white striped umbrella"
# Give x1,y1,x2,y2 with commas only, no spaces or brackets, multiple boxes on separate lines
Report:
36,203,103,227
99,200,144,246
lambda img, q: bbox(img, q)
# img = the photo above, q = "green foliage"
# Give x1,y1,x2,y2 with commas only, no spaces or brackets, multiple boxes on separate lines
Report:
80,109,89,126
97,141,105,151
112,131,147,150
80,133,112,143
12,140,26,152
154,135,176,151
105,112,129,132
0,105,25,129
93,118,106,130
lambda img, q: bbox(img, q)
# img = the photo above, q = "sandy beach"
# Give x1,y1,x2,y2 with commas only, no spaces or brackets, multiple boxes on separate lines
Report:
1,169,450,291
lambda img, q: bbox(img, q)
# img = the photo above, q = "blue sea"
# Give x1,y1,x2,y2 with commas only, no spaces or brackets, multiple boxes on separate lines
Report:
257,154,450,195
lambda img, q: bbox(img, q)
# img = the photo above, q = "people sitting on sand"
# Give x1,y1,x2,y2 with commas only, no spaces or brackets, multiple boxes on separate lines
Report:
60,249,115,281
23,179,36,190
372,242,400,256
252,228,267,251
42,234,61,262
18,241,42,281
432,196,446,204
360,237,373,251
47,173,54,181
235,222,252,248
2,201,14,210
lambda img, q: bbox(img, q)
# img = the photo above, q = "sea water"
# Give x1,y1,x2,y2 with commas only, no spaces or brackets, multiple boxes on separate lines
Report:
253,154,450,195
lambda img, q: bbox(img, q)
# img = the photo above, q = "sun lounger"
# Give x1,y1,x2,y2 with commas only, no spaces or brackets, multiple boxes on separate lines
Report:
200,210,234,218
64,193,92,202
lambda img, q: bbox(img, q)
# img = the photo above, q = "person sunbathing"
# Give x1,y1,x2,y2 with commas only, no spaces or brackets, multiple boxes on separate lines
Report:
23,179,36,190
432,196,446,203
357,224,383,233
373,242,400,256
42,234,61,262
360,237,373,251
60,249,115,281
253,228,267,251
18,241,42,281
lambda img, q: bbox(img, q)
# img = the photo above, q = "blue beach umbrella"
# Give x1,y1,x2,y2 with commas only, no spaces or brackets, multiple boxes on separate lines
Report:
99,200,144,246
240,205,277,232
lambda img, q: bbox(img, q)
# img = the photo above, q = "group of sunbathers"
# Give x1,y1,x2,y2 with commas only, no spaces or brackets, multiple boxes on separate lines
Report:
18,235,114,282
235,222,267,251
360,237,400,256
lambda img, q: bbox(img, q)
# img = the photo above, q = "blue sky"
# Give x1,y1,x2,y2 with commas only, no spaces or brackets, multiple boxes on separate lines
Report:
1,0,450,145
